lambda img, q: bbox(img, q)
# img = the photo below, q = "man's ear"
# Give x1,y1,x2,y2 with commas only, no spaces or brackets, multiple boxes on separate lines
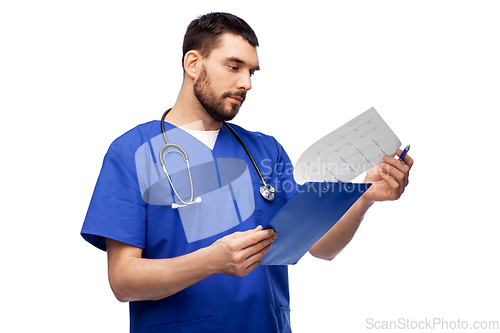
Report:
184,50,201,80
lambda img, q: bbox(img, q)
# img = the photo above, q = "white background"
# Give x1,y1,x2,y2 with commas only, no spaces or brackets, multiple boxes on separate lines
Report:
2,1,499,332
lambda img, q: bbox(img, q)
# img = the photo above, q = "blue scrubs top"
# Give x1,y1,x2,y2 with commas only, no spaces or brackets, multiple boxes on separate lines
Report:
81,120,298,333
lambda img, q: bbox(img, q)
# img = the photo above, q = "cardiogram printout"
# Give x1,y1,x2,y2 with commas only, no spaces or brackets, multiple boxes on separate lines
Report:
293,107,401,184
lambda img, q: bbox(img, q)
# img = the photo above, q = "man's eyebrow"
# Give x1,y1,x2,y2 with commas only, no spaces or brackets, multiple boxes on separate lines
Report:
223,57,260,71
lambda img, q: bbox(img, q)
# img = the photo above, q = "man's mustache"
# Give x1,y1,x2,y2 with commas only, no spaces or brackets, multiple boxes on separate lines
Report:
223,91,246,102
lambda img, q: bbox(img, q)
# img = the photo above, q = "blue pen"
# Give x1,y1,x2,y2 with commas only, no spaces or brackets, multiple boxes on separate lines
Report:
398,144,410,163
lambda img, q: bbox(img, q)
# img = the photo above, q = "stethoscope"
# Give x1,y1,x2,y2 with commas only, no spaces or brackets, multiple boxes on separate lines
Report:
159,109,276,209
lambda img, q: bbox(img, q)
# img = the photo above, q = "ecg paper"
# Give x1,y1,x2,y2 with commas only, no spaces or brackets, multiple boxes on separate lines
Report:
293,107,401,184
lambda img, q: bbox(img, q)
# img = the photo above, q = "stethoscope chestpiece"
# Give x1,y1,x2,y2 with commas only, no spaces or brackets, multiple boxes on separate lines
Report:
260,184,276,201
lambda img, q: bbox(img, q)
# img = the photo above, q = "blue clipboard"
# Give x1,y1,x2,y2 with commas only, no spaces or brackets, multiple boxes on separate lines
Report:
260,182,371,265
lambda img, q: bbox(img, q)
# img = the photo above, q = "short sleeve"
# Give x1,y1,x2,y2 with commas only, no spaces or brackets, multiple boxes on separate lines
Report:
81,144,147,251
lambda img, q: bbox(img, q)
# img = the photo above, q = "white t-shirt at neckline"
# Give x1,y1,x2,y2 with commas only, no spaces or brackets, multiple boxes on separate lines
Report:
181,128,220,150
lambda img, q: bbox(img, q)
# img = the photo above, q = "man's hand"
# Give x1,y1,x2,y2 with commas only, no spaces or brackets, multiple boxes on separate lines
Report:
363,148,414,202
309,149,413,261
208,226,277,277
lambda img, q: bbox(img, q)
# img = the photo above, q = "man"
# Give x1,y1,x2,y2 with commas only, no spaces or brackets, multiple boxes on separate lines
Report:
82,12,413,333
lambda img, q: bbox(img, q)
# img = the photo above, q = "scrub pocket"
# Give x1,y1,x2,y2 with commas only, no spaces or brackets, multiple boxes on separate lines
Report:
141,316,218,333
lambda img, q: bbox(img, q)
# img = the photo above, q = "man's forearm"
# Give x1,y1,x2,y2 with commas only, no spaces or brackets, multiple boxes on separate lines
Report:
107,239,216,302
106,227,276,302
309,196,373,260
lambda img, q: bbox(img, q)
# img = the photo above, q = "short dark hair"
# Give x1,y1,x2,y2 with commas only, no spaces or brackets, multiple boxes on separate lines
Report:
182,12,259,65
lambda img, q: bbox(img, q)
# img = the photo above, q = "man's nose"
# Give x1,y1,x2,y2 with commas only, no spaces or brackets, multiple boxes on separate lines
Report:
237,72,252,91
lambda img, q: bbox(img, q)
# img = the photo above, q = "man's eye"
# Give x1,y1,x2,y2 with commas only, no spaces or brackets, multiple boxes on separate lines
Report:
229,66,238,71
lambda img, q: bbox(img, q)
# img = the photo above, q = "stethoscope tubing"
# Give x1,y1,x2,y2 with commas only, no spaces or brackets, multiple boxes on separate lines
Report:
222,121,268,188
159,109,275,206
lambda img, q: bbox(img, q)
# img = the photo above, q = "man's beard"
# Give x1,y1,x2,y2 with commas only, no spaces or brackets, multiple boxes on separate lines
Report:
193,65,246,122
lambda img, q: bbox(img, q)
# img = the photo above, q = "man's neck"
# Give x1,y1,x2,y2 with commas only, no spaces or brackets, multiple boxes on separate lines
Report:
166,82,222,131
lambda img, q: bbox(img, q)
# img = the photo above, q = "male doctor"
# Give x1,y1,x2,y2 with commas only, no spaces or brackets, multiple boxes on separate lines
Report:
82,12,413,333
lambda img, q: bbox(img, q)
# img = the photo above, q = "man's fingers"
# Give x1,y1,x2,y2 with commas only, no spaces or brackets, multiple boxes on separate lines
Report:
378,152,412,200
381,154,411,184
242,240,275,273
379,162,405,185
226,232,277,276
251,238,274,259
238,232,277,266
249,232,277,255
234,225,262,236
384,155,409,173
238,228,276,250
379,167,401,189
395,149,414,169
